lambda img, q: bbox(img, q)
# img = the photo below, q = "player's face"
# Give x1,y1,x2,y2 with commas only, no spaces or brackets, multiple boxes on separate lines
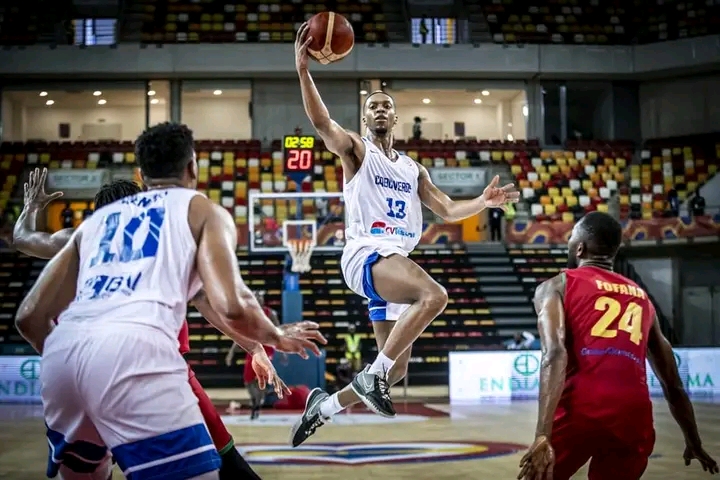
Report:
363,93,397,136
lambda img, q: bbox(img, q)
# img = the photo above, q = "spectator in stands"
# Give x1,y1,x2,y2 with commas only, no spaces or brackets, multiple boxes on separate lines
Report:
489,208,504,242
82,202,93,220
667,188,680,217
505,331,536,350
342,324,362,372
412,117,423,140
419,15,430,44
690,192,706,217
60,201,74,228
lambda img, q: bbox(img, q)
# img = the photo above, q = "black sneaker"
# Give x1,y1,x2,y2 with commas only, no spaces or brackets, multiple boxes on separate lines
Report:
289,388,330,447
350,365,395,418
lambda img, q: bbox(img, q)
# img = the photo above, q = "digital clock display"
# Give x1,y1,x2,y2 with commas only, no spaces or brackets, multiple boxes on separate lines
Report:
283,135,315,175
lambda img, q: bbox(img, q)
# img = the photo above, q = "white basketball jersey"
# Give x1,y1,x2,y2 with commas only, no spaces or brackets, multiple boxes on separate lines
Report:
57,188,203,339
343,137,423,253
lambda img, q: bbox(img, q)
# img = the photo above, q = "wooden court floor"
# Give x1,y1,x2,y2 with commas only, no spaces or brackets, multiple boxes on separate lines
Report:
0,394,718,480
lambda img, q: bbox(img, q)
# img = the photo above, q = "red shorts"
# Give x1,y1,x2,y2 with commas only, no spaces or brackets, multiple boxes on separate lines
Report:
188,366,233,452
551,414,655,480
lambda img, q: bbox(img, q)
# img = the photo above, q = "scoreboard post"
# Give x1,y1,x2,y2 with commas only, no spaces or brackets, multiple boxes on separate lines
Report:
282,134,315,190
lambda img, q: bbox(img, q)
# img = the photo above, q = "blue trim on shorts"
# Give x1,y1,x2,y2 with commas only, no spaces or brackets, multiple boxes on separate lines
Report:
362,252,388,322
46,424,109,478
112,423,220,480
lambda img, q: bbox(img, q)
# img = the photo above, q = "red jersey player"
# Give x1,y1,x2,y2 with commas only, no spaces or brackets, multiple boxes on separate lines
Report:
518,212,718,480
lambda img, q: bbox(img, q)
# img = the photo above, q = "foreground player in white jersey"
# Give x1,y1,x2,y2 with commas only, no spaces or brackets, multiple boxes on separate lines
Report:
15,122,324,480
290,24,520,446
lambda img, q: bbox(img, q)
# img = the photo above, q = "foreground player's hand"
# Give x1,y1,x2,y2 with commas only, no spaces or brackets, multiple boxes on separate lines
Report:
518,435,554,480
275,321,327,358
684,443,719,474
24,167,63,209
295,22,313,72
481,174,520,211
250,348,291,399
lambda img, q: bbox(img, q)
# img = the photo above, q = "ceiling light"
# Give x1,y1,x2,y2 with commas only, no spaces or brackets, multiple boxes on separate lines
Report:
522,105,529,117
508,122,513,127
45,100,54,106
93,91,102,96
481,90,490,96
473,98,482,104
39,91,48,97
422,98,431,104
150,98,159,105
98,99,107,105
213,90,222,95
148,90,156,96
359,89,368,95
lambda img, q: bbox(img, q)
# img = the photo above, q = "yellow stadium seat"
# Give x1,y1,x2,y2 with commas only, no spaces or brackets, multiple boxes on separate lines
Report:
543,204,557,215
596,203,609,213
540,195,552,205
619,194,629,206
566,196,578,207
548,165,559,175
511,165,523,175
561,187,573,197
642,210,652,220
562,212,574,222
553,196,565,206
491,151,502,162
535,165,547,174
539,172,551,182
548,187,560,197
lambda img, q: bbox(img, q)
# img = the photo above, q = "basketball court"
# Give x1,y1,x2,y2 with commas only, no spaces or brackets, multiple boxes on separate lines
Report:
0,388,718,479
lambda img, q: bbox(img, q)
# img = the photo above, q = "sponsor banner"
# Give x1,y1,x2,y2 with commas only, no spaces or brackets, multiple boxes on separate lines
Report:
46,169,109,191
429,168,486,197
449,348,719,402
0,356,41,403
238,441,525,466
507,216,720,244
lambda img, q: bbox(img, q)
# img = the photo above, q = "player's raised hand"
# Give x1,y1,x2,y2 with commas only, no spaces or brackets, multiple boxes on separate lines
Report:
24,167,63,209
275,321,327,358
250,348,292,399
481,174,520,211
684,443,719,474
518,435,555,480
295,23,313,72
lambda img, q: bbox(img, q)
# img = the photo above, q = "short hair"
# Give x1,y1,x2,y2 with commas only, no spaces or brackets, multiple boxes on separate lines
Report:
135,122,195,179
577,211,623,257
363,90,395,109
94,180,142,209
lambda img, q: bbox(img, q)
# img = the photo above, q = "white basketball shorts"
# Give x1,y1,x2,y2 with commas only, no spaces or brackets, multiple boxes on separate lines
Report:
341,243,411,322
41,322,221,480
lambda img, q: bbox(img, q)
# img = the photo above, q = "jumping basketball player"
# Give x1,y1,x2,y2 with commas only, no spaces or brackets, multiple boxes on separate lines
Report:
13,168,274,480
290,24,520,446
518,212,718,480
14,123,325,480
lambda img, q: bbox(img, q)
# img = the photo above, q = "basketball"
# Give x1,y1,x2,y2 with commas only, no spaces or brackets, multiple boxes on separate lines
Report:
306,12,355,65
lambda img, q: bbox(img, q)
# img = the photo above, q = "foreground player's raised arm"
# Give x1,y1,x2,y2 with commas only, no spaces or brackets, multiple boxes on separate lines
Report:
533,275,568,438
15,229,81,354
647,313,702,446
417,166,520,222
192,198,282,346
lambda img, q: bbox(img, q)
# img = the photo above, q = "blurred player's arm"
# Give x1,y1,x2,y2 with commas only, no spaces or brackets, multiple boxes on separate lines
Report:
15,230,80,354
295,24,363,172
647,314,703,447
533,274,568,439
13,203,73,259
191,197,283,347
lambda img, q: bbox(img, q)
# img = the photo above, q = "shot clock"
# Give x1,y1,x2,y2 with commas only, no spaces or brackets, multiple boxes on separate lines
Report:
282,135,315,177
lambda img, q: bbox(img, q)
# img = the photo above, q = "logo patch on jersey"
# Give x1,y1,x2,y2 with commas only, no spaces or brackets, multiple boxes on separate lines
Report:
370,221,386,235
370,221,417,238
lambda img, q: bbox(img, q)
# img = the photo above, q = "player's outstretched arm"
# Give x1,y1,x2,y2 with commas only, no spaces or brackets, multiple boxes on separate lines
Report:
295,23,364,174
13,167,72,259
15,230,80,354
418,166,520,222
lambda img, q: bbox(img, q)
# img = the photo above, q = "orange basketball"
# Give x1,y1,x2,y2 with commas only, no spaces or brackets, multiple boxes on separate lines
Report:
306,12,355,65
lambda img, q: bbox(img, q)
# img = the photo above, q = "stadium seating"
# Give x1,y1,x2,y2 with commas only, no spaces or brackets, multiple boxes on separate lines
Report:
483,0,635,45
637,0,720,44
0,253,42,352
0,143,26,214
132,0,387,44
0,1,40,46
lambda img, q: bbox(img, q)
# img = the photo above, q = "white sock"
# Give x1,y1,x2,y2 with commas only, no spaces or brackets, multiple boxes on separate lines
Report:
319,392,343,418
367,352,395,375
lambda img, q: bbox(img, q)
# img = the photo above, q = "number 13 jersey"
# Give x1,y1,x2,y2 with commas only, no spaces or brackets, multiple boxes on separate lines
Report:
58,188,203,341
559,266,656,422
343,137,423,254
